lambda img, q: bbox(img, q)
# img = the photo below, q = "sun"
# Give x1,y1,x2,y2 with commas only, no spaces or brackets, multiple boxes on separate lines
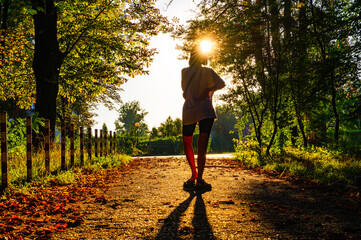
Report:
199,40,213,55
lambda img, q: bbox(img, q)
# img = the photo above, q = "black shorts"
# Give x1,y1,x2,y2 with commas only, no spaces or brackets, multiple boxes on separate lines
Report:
182,118,214,136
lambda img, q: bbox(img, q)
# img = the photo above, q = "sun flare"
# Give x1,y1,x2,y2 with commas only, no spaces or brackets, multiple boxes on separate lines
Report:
199,40,213,54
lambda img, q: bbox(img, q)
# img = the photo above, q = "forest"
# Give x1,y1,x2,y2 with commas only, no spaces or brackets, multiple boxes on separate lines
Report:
0,0,361,187
1,1,361,238
175,0,361,155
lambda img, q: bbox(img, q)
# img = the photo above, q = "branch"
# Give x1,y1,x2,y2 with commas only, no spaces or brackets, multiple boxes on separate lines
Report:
210,3,231,23
165,0,174,10
64,1,112,56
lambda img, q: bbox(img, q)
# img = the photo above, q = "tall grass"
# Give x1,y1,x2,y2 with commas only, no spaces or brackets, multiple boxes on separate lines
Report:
236,145,361,186
2,139,131,189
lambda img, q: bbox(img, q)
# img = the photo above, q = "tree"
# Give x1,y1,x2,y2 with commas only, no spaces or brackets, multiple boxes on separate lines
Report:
115,100,148,137
176,0,360,157
29,0,167,141
211,105,238,153
178,0,291,156
308,0,359,146
150,127,159,139
174,118,182,136
102,123,108,133
157,116,182,137
0,1,35,116
57,95,96,129
30,0,62,140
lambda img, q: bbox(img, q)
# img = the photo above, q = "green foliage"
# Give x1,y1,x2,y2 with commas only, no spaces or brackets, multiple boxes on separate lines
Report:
57,96,97,128
149,127,159,139
1,0,168,135
0,1,35,109
6,113,45,150
54,0,168,128
176,0,361,159
237,146,361,186
210,105,238,153
116,134,144,156
141,136,183,156
273,127,291,155
86,154,131,171
2,124,131,187
115,100,149,138
136,134,213,156
7,118,27,152
57,0,167,103
156,116,182,138
102,123,108,133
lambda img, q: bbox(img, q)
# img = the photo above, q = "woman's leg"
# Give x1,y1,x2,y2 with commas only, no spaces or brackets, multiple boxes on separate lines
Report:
196,132,210,181
196,118,214,184
183,123,197,181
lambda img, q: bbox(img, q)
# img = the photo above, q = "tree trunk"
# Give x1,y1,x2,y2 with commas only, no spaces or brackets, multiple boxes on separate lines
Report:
249,2,267,157
31,0,63,145
331,71,339,146
266,0,282,156
296,111,308,148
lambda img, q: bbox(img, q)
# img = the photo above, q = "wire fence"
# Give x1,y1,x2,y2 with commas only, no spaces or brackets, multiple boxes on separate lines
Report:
0,112,117,190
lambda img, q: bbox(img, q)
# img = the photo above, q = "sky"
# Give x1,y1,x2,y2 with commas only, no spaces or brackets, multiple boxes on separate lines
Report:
93,0,201,131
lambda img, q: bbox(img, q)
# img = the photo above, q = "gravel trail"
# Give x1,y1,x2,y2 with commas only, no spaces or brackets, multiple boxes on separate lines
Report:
54,155,361,240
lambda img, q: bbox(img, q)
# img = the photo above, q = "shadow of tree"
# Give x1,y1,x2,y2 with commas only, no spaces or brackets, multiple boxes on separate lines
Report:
236,178,361,238
156,189,216,239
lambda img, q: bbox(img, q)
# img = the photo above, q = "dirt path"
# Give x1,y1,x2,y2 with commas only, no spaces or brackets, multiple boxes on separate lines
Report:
54,155,361,239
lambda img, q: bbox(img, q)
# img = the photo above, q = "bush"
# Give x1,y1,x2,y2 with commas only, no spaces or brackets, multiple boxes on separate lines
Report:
235,145,361,186
139,136,184,156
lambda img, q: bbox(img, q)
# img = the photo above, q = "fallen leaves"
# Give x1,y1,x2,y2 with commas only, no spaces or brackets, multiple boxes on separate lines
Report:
0,161,138,239
218,200,235,205
95,195,108,204
0,186,85,238
179,226,195,235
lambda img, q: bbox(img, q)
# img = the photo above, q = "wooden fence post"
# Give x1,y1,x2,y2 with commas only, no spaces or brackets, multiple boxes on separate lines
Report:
114,132,116,153
26,117,32,181
45,119,50,176
80,126,84,166
109,131,112,154
95,129,98,158
61,124,66,170
104,131,107,156
70,124,75,167
100,130,103,157
1,112,8,189
87,127,92,162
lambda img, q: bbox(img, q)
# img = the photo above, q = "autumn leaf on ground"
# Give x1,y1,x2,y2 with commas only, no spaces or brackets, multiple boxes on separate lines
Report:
218,200,235,204
123,198,135,202
95,195,108,204
0,163,134,239
179,226,195,235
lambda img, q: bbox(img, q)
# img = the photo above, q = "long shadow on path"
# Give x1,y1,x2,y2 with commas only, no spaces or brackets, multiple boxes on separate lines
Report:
192,192,216,240
156,189,216,240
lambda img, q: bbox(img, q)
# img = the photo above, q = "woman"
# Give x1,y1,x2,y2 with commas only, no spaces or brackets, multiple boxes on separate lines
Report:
182,44,225,189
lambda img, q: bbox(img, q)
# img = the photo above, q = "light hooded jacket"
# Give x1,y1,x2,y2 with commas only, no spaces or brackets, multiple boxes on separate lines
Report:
181,66,226,125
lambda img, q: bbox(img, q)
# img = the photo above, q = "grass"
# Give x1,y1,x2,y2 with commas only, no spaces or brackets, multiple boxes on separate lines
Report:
236,145,361,186
1,142,132,192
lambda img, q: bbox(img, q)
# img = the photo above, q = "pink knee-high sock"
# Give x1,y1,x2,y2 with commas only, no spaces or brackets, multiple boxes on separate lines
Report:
183,136,197,180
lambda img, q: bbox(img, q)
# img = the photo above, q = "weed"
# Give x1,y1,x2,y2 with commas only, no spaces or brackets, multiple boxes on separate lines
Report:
236,146,361,186
1,137,131,192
